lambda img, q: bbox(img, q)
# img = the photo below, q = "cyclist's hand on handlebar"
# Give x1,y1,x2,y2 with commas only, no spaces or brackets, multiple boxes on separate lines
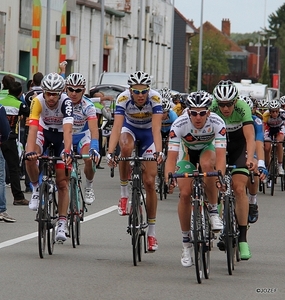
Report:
167,176,177,194
24,151,38,161
246,160,256,171
154,151,165,165
106,153,117,167
62,150,73,165
258,166,268,182
215,177,227,193
89,148,100,164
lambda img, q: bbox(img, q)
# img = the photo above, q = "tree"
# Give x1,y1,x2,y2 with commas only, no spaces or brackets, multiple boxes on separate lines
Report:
259,58,270,86
267,4,285,94
190,31,229,92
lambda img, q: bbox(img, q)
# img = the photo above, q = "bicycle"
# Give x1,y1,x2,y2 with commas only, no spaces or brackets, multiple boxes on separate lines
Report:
66,151,91,248
114,142,157,266
36,146,60,259
157,137,168,201
265,137,285,196
218,165,240,275
168,168,223,284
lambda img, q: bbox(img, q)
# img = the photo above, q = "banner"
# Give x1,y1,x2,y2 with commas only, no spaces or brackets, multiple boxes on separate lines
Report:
59,1,67,65
31,0,42,74
272,73,279,89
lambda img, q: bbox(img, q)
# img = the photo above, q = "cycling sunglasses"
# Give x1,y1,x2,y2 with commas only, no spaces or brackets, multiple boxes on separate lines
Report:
130,88,149,95
218,101,235,108
189,110,208,117
67,87,85,93
45,91,61,97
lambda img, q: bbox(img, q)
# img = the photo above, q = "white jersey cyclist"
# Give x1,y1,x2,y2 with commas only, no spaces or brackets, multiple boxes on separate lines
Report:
168,109,226,156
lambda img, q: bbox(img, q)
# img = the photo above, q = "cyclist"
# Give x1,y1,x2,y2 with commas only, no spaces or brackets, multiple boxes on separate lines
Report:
25,73,74,242
238,95,267,223
106,71,163,252
161,98,178,140
165,91,226,267
211,80,256,260
172,93,187,116
257,98,269,115
65,73,100,204
250,95,263,120
263,98,285,176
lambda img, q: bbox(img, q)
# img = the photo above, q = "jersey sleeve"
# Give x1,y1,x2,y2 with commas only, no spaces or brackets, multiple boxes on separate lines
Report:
29,97,42,127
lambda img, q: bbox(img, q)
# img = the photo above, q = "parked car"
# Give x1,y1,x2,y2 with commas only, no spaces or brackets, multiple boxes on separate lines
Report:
97,72,130,88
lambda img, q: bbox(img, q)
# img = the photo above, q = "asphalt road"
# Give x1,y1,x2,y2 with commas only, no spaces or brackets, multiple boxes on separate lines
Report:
0,161,284,300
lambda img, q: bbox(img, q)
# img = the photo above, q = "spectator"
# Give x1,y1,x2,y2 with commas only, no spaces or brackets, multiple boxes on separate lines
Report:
0,81,30,205
0,104,16,222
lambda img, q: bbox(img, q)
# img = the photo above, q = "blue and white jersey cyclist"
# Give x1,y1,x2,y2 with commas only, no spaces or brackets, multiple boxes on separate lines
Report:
65,73,100,206
25,73,74,242
161,97,178,138
107,71,164,252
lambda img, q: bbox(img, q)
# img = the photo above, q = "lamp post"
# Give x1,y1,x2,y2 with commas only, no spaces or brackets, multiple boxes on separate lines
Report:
197,0,204,90
267,36,276,67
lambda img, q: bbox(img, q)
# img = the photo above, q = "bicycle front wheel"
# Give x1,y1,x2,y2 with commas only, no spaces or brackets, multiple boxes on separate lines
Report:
130,190,141,266
202,206,211,279
192,200,203,284
69,178,77,248
224,196,234,275
47,189,57,255
38,183,48,259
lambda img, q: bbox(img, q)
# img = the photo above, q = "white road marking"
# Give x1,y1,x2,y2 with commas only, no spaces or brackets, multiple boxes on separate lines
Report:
0,205,117,249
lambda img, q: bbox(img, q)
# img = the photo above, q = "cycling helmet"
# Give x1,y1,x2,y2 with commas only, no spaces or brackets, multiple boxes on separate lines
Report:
172,93,182,103
162,98,171,112
128,71,151,86
213,80,238,101
41,73,65,92
186,91,212,108
249,95,258,107
238,95,253,109
159,87,172,100
65,73,86,87
269,99,281,109
257,98,269,109
279,95,285,105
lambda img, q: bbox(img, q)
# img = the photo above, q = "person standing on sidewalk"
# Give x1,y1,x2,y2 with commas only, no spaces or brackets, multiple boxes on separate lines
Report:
0,104,16,222
0,81,30,205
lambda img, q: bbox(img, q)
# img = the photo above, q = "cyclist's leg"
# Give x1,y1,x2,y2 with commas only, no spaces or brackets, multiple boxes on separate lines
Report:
276,132,284,174
263,132,271,168
117,127,134,215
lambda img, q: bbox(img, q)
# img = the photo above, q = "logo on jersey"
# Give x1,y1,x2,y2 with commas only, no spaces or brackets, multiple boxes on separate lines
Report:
151,95,161,103
65,99,73,116
184,133,196,142
169,130,177,139
117,95,128,103
219,127,226,136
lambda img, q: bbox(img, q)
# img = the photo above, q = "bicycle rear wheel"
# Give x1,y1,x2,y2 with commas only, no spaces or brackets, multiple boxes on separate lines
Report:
47,189,57,255
202,205,211,279
38,183,48,259
224,196,234,275
192,200,203,284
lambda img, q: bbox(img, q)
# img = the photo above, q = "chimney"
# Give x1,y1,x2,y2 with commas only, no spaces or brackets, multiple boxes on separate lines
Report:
222,19,231,36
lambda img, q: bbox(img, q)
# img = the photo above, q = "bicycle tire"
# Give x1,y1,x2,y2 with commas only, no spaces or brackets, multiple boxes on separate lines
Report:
130,190,140,266
270,147,276,196
69,178,77,248
75,185,83,246
157,165,163,201
47,189,57,255
202,205,211,279
192,200,203,284
38,183,48,259
224,195,234,275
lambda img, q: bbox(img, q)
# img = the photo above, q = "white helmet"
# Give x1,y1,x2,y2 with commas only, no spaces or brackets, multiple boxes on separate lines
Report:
213,80,238,101
238,95,253,109
258,98,269,109
279,96,285,105
159,87,172,100
128,71,151,86
41,73,65,92
269,99,281,109
162,98,171,112
186,91,212,108
65,73,86,86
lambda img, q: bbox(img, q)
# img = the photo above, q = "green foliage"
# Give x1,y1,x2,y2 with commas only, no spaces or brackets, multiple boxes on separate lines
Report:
190,31,229,91
259,59,270,86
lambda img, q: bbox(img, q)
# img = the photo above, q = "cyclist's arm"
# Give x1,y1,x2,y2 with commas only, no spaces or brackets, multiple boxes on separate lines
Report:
152,113,163,153
215,147,226,176
88,118,99,140
25,124,38,153
165,150,178,178
108,114,125,154
243,123,256,167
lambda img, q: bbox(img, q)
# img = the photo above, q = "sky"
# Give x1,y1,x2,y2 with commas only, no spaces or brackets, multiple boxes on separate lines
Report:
174,0,285,33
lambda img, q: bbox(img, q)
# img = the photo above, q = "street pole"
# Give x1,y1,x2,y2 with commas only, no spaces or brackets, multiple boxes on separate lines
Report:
257,35,260,78
45,0,51,74
99,0,105,74
197,0,204,90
